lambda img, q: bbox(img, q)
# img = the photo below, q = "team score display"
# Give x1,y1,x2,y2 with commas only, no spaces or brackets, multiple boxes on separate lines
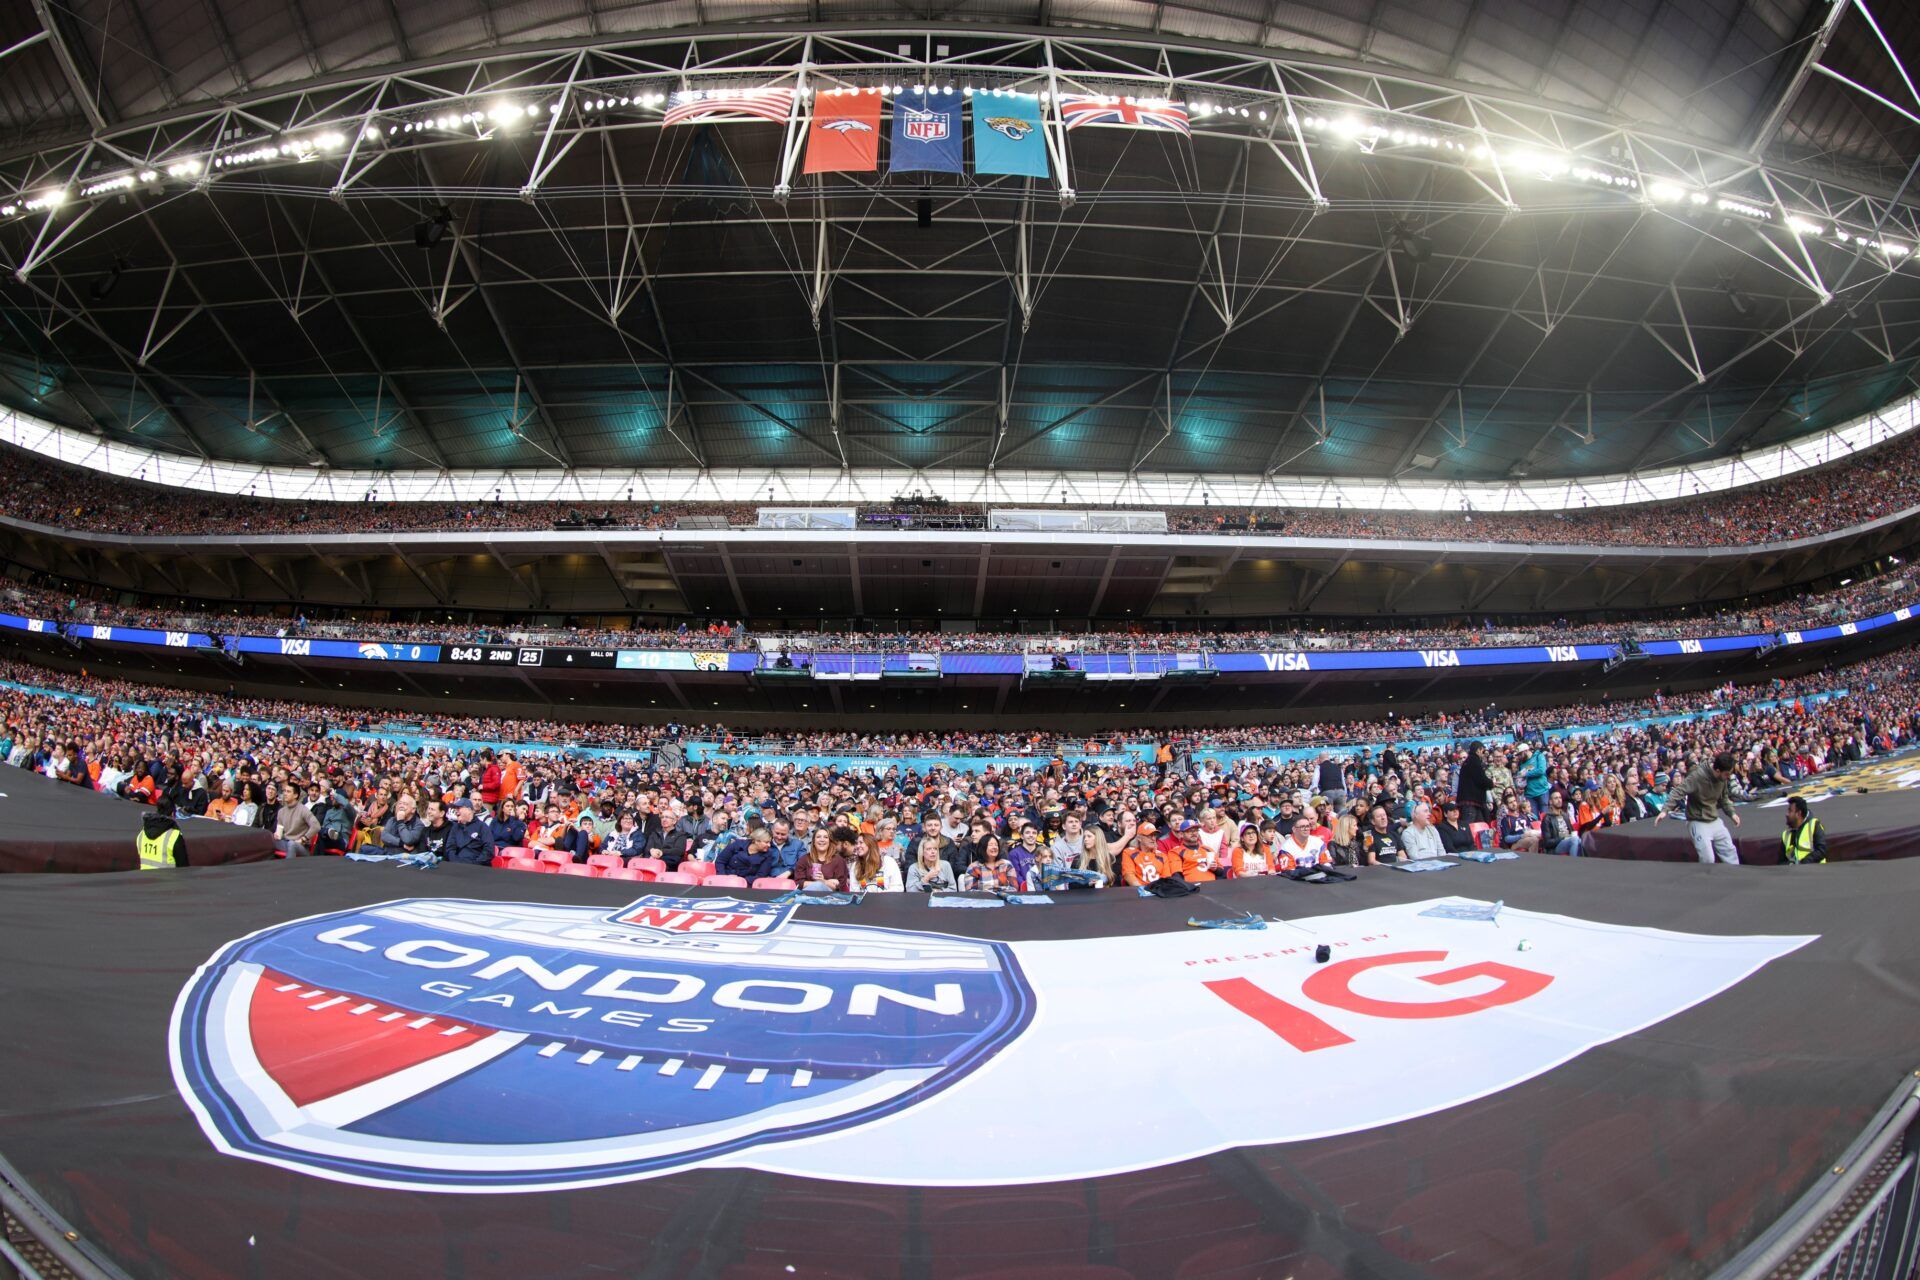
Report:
1204,949,1553,1052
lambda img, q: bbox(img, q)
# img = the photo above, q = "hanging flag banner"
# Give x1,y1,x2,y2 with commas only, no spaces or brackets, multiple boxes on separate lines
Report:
803,90,883,174
888,89,964,174
662,88,795,126
971,92,1049,178
1058,95,1191,135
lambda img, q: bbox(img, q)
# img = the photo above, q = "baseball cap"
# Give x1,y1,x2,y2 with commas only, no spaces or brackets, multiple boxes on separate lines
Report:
1136,821,1158,836
1175,818,1200,832
451,795,474,812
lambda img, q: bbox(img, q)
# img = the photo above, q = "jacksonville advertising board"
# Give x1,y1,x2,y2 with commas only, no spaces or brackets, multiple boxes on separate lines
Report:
7,603,1914,676
169,894,1809,1192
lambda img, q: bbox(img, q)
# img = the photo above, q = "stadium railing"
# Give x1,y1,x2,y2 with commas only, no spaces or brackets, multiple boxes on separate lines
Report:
1712,1068,1920,1280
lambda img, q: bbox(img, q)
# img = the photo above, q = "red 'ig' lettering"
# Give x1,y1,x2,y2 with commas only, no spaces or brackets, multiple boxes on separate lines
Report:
1202,949,1553,1052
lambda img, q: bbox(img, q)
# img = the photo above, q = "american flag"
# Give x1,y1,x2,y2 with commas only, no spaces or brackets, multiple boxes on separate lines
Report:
663,88,796,126
1058,95,1190,135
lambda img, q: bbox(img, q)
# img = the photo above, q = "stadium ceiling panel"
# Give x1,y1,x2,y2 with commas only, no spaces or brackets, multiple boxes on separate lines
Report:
0,0,1918,481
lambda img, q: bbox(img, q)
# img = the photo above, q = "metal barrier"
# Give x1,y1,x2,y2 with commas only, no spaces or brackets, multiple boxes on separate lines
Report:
1713,1071,1920,1280
0,1152,122,1280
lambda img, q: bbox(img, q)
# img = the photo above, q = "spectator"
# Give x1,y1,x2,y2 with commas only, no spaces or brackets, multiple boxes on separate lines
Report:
379,793,427,855
848,837,903,892
1401,803,1447,860
443,796,496,865
718,829,777,883
797,827,851,890
1360,805,1404,864
1435,800,1477,853
1657,750,1743,865
272,784,318,857
906,838,958,891
1540,791,1580,856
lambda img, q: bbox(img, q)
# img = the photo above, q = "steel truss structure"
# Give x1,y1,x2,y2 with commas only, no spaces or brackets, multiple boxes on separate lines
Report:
2,18,1920,479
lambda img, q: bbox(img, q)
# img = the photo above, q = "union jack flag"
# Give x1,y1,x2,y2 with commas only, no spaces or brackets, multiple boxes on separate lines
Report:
663,88,795,126
1057,95,1190,135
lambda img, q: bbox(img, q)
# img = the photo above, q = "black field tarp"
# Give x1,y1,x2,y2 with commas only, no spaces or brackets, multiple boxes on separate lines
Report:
0,767,273,872
1586,787,1920,863
1,856,1917,1280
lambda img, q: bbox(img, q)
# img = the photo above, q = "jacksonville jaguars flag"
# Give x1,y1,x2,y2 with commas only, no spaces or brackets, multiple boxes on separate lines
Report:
889,89,964,174
971,92,1049,178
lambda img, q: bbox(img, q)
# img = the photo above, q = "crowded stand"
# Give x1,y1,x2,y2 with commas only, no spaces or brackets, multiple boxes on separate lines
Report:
2,565,1911,656
1,637,1908,879
6,423,1920,546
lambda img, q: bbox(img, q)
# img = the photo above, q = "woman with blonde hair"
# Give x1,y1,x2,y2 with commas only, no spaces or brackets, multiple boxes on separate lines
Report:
905,837,957,891
1078,826,1116,885
1326,812,1364,866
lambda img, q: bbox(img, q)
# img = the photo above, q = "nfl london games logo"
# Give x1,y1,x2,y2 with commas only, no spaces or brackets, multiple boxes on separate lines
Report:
901,107,949,141
609,895,794,937
170,896,1033,1192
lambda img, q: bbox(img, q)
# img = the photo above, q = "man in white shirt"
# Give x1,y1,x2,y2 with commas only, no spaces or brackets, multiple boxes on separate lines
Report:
1276,818,1327,870
1400,802,1448,860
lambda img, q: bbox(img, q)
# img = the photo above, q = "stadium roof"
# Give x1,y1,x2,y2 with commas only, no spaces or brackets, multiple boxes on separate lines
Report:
2,0,1920,480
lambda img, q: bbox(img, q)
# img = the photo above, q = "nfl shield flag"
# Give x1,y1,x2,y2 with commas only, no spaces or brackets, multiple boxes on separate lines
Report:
972,93,1049,178
889,90,964,175
803,90,883,175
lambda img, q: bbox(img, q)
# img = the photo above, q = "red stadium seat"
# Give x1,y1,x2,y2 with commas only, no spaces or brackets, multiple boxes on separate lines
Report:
489,855,513,869
505,857,544,873
679,860,716,880
1469,822,1494,850
602,867,651,882
587,853,624,871
653,871,699,885
535,848,571,866
557,863,599,877
752,876,797,890
629,857,668,877
497,846,533,860
705,874,750,888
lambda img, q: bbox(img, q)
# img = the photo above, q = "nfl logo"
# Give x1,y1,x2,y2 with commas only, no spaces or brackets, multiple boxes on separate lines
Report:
609,894,794,937
171,897,1033,1191
902,107,949,142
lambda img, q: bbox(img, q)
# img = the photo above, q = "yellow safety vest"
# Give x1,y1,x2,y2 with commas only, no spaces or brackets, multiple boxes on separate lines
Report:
137,827,182,871
1781,818,1825,864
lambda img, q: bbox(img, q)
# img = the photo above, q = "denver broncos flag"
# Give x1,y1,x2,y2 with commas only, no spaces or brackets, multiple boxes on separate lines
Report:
803,90,883,174
889,90,964,174
972,92,1049,178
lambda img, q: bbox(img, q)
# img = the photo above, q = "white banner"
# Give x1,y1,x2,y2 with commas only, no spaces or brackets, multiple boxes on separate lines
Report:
173,894,1812,1193
714,898,1812,1185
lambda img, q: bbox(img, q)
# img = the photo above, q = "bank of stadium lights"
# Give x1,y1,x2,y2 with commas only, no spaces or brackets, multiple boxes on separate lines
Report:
79,171,159,197
210,129,345,170
1785,213,1911,258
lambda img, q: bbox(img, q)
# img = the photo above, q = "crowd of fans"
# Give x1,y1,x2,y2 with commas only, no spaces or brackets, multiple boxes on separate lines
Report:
5,566,1911,658
5,427,1920,547
2,636,1908,883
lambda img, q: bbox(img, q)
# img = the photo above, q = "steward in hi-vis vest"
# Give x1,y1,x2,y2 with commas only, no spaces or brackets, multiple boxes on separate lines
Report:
137,813,187,870
1780,796,1827,864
